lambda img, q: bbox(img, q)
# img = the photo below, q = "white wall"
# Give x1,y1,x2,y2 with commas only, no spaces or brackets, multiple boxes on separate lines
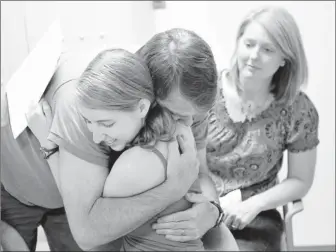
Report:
1,1,156,83
154,1,335,247
23,1,156,53
1,2,29,85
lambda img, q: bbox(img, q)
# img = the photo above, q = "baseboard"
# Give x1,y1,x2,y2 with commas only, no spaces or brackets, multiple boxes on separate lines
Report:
294,245,335,251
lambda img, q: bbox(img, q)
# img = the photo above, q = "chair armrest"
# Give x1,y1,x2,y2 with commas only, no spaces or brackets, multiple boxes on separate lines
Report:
282,199,304,251
283,199,304,223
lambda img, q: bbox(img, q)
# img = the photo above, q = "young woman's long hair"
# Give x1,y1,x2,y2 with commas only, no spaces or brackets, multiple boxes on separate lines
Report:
75,48,177,148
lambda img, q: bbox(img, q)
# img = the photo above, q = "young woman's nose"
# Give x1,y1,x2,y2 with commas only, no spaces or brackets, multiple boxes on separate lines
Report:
90,123,106,144
92,130,106,144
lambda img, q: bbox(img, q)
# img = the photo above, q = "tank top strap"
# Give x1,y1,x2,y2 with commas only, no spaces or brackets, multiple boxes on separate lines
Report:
150,148,168,180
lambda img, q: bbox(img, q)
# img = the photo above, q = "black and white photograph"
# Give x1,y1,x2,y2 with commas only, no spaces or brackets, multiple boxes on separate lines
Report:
1,1,335,251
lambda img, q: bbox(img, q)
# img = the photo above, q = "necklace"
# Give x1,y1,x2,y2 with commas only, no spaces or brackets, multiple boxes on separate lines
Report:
221,74,275,122
239,93,274,120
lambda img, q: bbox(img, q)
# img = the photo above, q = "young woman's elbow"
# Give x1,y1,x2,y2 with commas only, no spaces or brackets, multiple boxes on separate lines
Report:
72,223,121,250
71,224,98,250
74,233,98,251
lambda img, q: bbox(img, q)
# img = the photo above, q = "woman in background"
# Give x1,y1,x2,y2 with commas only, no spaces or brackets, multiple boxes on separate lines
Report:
206,6,319,251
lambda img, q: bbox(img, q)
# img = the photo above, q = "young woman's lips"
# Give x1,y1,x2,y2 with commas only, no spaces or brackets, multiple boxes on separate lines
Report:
106,139,117,146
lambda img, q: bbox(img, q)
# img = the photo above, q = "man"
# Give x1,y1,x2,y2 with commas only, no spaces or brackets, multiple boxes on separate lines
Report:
0,40,200,252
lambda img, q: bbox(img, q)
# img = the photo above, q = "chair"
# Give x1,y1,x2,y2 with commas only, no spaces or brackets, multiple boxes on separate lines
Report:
282,199,304,251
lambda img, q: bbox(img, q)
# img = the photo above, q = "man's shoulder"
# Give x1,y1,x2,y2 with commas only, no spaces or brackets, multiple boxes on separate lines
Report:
45,50,99,99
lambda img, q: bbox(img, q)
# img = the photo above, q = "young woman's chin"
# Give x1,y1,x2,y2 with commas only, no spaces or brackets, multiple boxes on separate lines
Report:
109,142,128,152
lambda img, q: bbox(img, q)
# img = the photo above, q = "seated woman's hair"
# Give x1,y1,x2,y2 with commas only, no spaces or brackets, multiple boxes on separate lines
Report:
228,6,308,104
137,28,218,112
75,48,177,147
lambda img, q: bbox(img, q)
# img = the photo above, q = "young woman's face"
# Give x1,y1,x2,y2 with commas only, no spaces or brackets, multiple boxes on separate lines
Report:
237,21,285,82
79,107,143,151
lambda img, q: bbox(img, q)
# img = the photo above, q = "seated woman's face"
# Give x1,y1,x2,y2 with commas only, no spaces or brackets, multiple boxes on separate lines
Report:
79,107,143,151
237,21,285,82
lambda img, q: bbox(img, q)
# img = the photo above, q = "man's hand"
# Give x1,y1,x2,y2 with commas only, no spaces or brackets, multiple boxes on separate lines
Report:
222,198,261,230
26,99,57,149
152,192,218,242
166,135,200,196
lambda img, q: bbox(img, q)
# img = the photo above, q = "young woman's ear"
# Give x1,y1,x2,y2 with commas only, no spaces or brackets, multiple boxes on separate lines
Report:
138,98,151,118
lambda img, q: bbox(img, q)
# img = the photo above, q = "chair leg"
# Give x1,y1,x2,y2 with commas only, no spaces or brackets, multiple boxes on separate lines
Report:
280,232,288,251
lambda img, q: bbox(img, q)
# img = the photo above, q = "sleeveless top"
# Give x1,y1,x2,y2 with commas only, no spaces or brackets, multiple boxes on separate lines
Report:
120,148,204,251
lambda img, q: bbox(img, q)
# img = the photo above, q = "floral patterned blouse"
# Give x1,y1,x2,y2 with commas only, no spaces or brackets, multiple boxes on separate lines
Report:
206,73,320,200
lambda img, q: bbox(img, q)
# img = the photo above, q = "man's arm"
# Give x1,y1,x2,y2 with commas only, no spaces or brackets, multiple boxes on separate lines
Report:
192,112,219,202
152,114,222,242
197,148,219,202
59,135,198,250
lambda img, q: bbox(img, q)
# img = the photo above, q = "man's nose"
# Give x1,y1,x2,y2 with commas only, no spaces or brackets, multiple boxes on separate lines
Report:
173,114,193,127
183,116,193,127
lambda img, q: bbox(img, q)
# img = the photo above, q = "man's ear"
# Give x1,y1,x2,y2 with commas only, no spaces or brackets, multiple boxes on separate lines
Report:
138,98,151,118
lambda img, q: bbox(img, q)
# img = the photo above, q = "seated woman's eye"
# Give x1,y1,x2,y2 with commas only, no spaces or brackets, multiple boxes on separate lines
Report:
244,40,254,48
264,47,274,53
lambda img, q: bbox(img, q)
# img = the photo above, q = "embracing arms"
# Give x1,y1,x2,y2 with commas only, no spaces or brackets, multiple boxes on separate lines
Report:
26,101,200,250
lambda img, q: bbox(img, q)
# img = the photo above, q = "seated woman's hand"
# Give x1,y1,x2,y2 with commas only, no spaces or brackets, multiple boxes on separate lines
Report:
26,99,57,149
222,198,262,230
